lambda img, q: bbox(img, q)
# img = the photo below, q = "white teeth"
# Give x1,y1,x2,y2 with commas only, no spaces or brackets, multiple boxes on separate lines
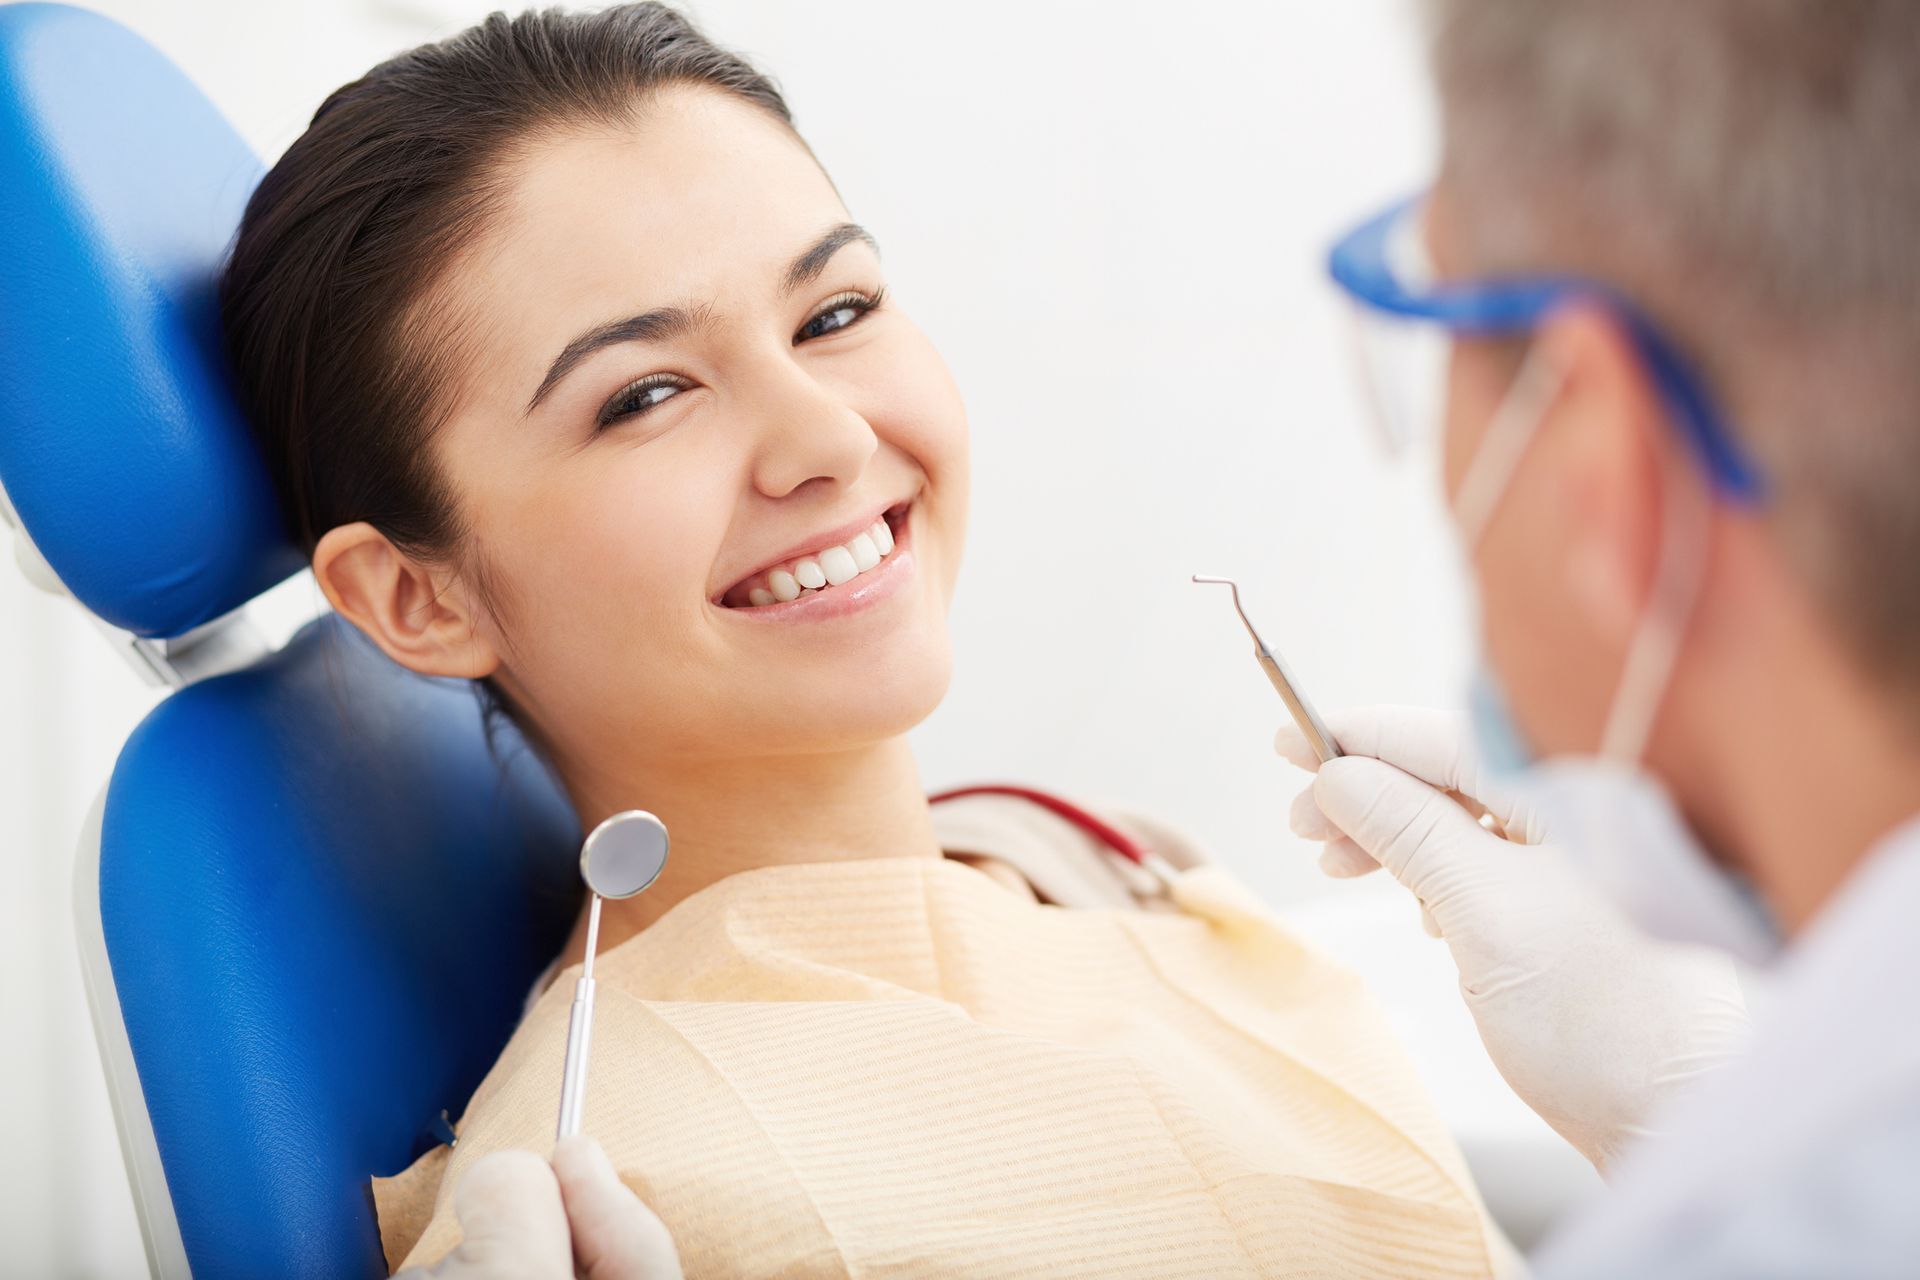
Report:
819,545,858,586
728,512,905,608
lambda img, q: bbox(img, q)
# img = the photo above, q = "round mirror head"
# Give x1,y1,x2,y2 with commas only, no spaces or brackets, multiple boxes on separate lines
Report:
579,809,670,900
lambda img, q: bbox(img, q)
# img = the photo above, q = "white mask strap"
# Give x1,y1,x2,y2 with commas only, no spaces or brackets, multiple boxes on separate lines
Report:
1598,448,1713,765
1452,346,1569,551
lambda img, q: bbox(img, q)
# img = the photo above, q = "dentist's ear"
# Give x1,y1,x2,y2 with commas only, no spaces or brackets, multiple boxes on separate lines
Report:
311,521,503,679
1531,303,1675,645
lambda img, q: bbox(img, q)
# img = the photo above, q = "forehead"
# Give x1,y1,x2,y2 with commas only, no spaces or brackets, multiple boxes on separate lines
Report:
456,86,843,336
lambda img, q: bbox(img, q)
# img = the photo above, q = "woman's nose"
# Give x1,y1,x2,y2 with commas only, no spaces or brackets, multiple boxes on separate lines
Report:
746,362,879,500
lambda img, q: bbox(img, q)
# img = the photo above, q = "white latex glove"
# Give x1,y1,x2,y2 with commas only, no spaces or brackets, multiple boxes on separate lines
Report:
396,1136,682,1279
1276,705,1751,1171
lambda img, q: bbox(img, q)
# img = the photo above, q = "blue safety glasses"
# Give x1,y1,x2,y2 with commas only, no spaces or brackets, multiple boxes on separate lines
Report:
1326,196,1767,504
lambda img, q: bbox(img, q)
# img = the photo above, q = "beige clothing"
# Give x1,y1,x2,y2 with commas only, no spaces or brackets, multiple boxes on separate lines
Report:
375,795,1514,1277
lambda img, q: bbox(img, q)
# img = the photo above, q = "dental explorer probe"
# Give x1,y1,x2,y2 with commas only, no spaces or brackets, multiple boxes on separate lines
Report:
1192,575,1344,763
557,810,670,1141
1192,574,1508,841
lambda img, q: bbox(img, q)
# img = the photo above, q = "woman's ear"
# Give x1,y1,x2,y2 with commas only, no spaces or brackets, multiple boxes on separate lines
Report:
311,522,502,679
1534,304,1671,646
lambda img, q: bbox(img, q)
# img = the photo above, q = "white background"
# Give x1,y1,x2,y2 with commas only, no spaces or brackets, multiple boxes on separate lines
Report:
0,2,1593,1275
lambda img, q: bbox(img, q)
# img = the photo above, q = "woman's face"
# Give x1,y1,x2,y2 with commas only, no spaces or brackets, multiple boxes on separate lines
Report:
425,87,969,785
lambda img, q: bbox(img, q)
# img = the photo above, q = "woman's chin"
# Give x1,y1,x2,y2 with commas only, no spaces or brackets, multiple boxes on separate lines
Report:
748,640,954,753
839,649,953,740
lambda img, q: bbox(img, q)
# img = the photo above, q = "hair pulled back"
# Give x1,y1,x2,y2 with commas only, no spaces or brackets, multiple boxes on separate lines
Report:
221,4,790,561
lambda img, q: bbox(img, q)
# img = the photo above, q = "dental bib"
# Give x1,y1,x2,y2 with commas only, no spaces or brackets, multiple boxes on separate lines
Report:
375,804,1512,1278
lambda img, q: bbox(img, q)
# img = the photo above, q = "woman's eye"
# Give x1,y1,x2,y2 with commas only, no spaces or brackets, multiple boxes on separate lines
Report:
796,289,884,343
597,375,688,430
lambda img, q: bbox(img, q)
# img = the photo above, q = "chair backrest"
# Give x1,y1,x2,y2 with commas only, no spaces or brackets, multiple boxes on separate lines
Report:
0,6,582,1274
97,614,580,1278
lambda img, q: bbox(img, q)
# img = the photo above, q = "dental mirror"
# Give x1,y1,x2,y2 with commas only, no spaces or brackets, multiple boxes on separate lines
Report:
581,808,670,900
557,809,670,1139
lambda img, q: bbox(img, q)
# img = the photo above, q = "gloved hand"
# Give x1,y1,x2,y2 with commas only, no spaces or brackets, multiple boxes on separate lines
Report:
396,1136,682,1279
1276,705,1751,1172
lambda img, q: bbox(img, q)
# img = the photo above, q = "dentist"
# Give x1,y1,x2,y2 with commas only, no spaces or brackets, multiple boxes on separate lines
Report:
1280,0,1920,1274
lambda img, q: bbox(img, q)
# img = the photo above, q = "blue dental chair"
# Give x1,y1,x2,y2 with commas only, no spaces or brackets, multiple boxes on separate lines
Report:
0,5,583,1275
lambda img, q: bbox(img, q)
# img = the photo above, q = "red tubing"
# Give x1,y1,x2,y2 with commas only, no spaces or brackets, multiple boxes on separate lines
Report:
927,784,1150,865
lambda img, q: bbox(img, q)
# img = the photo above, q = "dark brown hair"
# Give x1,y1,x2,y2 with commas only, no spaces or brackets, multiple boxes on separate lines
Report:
221,3,789,562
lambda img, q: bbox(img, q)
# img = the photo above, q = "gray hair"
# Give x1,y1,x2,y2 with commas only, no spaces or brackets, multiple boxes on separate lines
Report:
1425,0,1920,705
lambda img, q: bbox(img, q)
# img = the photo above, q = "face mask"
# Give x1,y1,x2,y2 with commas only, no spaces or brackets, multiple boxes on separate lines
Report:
1453,347,1784,964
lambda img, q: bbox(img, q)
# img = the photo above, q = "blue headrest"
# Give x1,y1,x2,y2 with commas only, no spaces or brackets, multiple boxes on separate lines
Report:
103,613,581,1277
0,3,303,638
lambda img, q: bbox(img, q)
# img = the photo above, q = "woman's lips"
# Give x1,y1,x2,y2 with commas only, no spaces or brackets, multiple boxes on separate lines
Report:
717,505,909,610
716,506,915,622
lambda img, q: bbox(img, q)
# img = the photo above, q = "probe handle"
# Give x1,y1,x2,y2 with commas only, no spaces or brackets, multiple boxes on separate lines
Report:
555,976,596,1139
1254,646,1344,765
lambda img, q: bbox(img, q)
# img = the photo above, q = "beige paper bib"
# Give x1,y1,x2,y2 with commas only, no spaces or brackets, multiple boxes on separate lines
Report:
375,855,1511,1277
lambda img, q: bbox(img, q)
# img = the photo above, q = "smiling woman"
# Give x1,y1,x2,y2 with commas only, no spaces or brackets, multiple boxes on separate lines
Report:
218,5,1515,1277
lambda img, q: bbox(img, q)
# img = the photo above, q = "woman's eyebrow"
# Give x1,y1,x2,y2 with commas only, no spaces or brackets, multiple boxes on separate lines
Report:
784,222,879,293
526,303,713,415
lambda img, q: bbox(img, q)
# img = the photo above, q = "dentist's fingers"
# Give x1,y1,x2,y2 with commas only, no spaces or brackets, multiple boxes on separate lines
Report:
1278,706,1547,843
1312,755,1495,890
1273,723,1330,773
1294,785,1384,878
1289,785,1337,841
414,1149,571,1278
1277,706,1474,786
1317,837,1381,879
553,1136,683,1280
1316,706,1473,781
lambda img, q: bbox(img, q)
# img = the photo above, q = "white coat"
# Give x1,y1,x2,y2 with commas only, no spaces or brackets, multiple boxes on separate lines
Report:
1533,815,1920,1278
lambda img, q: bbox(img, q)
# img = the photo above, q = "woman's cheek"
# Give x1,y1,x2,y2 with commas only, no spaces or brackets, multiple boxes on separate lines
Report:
499,470,707,647
871,344,969,481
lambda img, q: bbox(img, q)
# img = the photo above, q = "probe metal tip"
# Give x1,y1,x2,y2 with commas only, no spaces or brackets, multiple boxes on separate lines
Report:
1192,571,1345,764
1190,574,1262,647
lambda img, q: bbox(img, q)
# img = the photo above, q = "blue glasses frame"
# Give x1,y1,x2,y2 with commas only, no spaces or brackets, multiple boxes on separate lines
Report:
1327,197,1767,503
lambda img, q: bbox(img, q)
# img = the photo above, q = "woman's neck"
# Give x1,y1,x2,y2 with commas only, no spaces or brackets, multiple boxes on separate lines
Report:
554,735,939,966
